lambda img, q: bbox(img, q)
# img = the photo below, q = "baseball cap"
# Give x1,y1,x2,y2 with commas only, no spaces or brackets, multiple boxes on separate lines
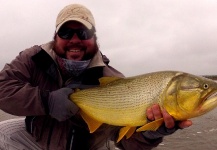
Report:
55,4,95,32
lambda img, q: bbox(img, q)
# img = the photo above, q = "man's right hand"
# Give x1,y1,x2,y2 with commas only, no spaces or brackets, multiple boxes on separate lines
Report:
48,88,79,121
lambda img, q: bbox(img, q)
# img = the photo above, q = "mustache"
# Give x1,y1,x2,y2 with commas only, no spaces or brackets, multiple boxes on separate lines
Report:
65,44,87,51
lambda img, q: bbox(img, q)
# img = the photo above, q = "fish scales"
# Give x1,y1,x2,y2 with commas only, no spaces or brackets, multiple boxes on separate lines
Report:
71,71,177,126
70,70,217,142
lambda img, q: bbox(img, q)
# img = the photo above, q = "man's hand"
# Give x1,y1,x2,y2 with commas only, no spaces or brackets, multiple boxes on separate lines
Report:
48,88,79,121
142,104,192,140
146,104,192,129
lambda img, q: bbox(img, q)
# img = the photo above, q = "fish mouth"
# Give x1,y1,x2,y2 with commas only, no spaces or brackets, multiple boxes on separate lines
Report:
206,91,217,99
200,91,217,113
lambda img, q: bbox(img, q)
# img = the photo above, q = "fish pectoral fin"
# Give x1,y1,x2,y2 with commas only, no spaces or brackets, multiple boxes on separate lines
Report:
117,126,136,143
136,118,164,132
80,111,102,133
99,77,122,86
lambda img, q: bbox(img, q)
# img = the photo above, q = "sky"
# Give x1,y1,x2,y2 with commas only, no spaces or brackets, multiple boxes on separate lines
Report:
1,0,217,77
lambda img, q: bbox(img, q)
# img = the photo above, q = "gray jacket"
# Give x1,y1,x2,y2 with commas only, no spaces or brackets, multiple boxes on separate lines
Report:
0,41,162,150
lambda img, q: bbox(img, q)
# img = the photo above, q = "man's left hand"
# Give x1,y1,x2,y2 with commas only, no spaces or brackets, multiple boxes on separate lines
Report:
146,104,192,129
142,104,192,140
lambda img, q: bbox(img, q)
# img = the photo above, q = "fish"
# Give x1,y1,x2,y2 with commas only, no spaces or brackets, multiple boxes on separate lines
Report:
69,71,217,142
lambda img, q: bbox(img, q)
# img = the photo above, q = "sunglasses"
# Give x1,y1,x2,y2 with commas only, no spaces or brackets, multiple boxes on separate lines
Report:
57,27,95,40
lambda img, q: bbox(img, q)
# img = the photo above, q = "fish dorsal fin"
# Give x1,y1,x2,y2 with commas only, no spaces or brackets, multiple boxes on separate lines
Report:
117,126,136,143
136,118,164,132
99,77,122,86
73,88,81,92
80,111,103,133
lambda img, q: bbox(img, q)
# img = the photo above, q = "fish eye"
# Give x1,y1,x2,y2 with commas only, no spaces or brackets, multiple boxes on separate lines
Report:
203,84,209,89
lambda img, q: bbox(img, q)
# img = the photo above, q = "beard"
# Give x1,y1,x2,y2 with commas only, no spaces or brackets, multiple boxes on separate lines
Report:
53,36,99,61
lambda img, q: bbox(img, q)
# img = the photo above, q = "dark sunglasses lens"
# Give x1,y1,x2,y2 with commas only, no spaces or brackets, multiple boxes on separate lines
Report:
57,28,73,39
57,28,94,40
77,30,94,40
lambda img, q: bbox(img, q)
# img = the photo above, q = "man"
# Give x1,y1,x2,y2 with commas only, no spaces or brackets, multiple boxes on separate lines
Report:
0,3,192,150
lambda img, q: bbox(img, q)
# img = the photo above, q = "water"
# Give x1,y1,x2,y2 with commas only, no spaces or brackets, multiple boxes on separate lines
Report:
153,108,217,150
0,109,217,149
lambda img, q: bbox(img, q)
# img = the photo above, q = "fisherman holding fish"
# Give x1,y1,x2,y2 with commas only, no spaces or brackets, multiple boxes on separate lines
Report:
0,3,192,150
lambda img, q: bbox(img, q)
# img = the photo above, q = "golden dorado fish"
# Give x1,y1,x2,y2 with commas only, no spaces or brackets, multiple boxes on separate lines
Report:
70,71,217,142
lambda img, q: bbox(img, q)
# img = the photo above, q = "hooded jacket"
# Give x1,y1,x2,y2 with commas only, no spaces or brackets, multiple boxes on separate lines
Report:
0,41,162,150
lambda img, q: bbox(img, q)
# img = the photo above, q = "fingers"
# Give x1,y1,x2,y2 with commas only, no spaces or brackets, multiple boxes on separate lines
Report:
146,104,193,129
146,104,162,121
152,104,163,120
146,107,154,121
161,109,175,129
178,120,192,129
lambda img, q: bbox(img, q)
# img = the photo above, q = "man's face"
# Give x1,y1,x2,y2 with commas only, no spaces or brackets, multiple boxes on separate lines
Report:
54,21,97,61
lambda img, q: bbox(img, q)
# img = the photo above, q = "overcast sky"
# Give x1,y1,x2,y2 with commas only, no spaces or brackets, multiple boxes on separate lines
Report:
1,0,217,77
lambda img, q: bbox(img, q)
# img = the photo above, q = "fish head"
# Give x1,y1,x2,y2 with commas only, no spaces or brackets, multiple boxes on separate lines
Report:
163,72,217,120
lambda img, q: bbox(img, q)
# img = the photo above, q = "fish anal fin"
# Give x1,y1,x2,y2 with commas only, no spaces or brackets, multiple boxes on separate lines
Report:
117,126,135,143
136,118,164,132
125,127,137,139
99,77,122,86
80,111,102,133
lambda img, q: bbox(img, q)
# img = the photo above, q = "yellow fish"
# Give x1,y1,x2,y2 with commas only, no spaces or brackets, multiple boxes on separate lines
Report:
70,71,217,142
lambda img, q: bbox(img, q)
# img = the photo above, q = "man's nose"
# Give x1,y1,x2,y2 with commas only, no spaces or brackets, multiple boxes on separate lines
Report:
69,33,81,42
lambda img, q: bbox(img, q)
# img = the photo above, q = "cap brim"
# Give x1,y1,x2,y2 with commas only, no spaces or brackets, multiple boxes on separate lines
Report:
56,18,92,32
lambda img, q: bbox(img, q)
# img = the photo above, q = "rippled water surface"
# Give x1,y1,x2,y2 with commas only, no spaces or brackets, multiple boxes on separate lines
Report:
153,108,217,150
1,108,217,150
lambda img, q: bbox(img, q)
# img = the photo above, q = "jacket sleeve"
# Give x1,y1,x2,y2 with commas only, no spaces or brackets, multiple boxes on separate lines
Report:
0,46,47,116
117,132,163,150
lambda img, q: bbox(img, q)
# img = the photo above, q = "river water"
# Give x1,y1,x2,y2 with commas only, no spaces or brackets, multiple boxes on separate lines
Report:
153,108,217,150
0,108,217,150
